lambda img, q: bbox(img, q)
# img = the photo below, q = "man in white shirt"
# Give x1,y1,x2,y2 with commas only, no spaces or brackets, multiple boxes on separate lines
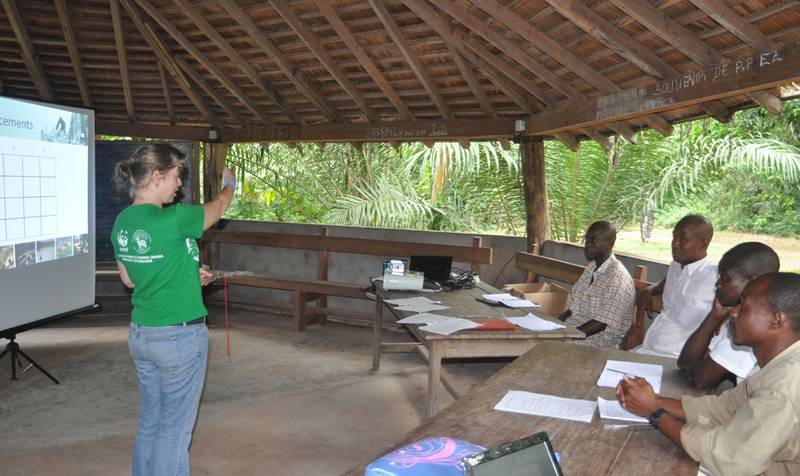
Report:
677,242,780,388
635,215,717,358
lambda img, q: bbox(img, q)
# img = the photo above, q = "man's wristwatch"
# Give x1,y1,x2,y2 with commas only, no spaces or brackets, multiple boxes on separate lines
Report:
648,408,668,428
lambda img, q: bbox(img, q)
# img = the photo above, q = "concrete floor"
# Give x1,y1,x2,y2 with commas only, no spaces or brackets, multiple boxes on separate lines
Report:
0,306,508,475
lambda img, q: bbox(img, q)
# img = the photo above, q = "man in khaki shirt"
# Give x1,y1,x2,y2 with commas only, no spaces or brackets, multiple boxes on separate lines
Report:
616,272,800,475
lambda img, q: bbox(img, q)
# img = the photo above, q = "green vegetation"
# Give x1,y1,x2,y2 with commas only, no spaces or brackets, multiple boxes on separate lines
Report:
224,99,800,243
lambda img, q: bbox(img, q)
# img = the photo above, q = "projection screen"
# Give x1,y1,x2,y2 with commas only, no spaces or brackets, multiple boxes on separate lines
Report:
0,95,95,335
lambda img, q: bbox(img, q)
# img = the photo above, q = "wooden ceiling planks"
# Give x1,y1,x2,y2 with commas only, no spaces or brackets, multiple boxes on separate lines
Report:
0,0,797,142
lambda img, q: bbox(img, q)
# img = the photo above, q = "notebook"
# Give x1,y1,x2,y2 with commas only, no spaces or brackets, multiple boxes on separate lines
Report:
462,431,562,476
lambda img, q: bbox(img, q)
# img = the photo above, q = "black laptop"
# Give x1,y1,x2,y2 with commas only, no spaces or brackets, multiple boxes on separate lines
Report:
409,255,453,284
462,432,563,476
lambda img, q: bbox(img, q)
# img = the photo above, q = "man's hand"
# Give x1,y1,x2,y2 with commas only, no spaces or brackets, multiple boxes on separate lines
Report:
199,266,215,286
616,376,661,417
708,297,733,334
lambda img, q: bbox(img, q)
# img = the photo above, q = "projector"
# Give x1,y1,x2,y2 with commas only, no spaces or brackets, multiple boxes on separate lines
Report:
383,271,424,291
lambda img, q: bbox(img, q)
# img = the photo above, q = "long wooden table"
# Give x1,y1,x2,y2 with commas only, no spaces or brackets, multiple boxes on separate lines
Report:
350,341,708,475
371,282,585,417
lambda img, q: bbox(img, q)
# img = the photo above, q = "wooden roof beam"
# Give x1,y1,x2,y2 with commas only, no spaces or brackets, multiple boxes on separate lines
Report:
268,0,379,122
219,0,340,123
687,0,773,52
317,2,413,121
451,50,496,118
581,127,611,151
553,133,579,152
54,0,91,108
470,0,672,134
432,0,582,101
608,122,638,143
110,0,135,122
157,63,175,126
1,0,54,101
458,48,539,115
171,0,302,125
609,0,782,116
119,0,220,128
525,43,800,136
132,0,272,126
368,0,450,119
172,53,247,127
401,0,555,109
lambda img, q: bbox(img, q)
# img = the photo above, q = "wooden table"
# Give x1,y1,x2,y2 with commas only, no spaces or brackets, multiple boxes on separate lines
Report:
350,341,709,475
371,282,585,417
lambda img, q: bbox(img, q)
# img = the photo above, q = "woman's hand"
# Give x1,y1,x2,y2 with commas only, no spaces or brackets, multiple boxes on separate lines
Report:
199,266,215,286
222,167,237,192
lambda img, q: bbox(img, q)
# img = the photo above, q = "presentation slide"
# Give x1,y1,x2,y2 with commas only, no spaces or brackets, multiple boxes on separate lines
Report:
0,96,95,334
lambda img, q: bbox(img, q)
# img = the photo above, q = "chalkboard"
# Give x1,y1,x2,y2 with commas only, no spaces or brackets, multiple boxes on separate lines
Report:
95,141,196,263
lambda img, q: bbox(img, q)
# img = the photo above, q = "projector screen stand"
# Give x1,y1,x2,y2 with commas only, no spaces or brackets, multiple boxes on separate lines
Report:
0,335,60,384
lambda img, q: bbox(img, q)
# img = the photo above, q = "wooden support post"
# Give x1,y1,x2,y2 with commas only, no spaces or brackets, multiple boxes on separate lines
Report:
293,289,307,331
316,228,329,325
525,243,540,283
470,236,482,275
633,264,648,282
521,140,550,252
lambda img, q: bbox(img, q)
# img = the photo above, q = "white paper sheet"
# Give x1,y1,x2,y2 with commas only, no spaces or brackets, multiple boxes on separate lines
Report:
482,293,516,302
503,313,565,331
393,303,450,313
384,296,441,306
396,313,453,325
501,298,539,308
419,318,481,335
597,360,663,394
597,397,649,423
494,390,596,423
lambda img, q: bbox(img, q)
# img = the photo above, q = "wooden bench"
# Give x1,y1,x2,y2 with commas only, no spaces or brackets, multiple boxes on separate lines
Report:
201,227,493,331
513,249,656,348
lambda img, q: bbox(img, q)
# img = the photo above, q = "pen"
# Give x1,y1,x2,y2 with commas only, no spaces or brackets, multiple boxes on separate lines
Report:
605,368,646,380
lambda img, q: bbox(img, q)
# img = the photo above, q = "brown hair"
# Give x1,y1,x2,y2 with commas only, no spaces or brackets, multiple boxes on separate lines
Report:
113,143,185,199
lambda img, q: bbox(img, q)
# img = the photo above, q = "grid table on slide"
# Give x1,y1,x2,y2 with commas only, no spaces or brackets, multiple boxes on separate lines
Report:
0,153,57,242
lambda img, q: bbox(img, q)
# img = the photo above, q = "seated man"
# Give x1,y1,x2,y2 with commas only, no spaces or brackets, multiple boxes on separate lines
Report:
634,215,717,357
678,242,780,388
616,272,800,475
558,221,634,348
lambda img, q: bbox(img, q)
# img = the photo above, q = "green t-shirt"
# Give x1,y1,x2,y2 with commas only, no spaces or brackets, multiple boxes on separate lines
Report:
111,203,206,326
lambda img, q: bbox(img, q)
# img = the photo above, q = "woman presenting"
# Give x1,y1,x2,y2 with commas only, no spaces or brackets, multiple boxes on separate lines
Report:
111,143,235,476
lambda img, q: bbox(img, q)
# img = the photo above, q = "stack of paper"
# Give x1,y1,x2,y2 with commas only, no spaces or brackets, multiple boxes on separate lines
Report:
384,296,441,306
482,293,539,308
395,313,452,325
503,313,565,332
494,390,596,423
596,397,648,424
419,318,481,335
596,360,663,394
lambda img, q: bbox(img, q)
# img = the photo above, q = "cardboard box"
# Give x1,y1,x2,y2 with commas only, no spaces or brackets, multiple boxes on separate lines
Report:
502,282,570,316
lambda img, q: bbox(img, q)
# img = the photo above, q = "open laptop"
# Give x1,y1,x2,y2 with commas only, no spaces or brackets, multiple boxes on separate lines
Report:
409,255,453,288
462,432,563,476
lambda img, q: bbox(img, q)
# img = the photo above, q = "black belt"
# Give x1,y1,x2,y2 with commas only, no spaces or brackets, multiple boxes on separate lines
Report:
180,317,206,326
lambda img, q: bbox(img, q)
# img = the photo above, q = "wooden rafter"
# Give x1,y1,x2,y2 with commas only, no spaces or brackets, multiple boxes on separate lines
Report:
132,0,272,125
401,0,555,109
610,0,782,115
110,0,135,122
433,0,582,101
553,132,579,152
469,0,672,136
219,0,340,123
545,0,733,123
54,0,90,108
268,0,379,122
157,63,175,126
472,56,538,115
1,0,53,100
451,50,495,118
687,0,773,51
581,127,611,151
118,0,220,128
317,2,413,121
369,0,450,119
171,0,303,125
172,53,246,126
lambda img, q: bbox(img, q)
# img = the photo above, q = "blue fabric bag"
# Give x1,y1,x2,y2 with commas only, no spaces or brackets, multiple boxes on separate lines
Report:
365,436,486,476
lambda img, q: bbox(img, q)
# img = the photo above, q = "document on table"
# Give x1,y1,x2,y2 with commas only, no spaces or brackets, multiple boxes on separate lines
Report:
482,293,516,303
419,318,481,335
597,360,663,394
494,390,596,423
503,313,565,331
396,313,453,325
597,397,648,424
384,296,441,306
482,293,538,308
393,303,450,313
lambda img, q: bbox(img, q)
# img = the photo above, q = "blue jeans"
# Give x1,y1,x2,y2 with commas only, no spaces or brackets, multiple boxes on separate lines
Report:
128,321,209,476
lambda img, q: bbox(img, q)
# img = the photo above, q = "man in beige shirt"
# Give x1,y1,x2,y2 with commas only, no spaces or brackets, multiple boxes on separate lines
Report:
616,272,800,475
